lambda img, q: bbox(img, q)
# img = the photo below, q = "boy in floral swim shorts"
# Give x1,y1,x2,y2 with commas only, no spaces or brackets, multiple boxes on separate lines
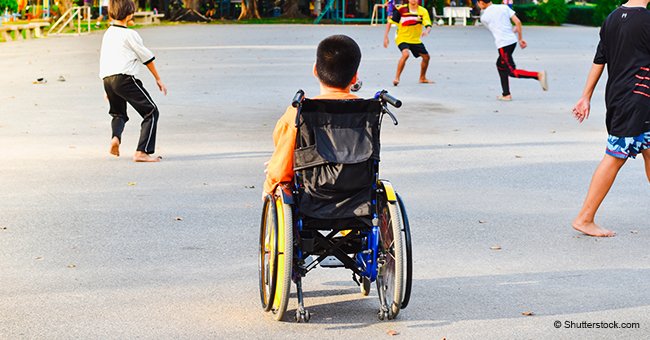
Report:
571,0,650,237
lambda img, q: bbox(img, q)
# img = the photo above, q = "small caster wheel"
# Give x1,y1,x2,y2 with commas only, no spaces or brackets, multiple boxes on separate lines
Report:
377,309,388,321
295,309,310,323
360,277,371,296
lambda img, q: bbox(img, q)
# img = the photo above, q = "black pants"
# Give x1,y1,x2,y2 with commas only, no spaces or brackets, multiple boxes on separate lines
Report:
497,43,539,96
103,74,159,154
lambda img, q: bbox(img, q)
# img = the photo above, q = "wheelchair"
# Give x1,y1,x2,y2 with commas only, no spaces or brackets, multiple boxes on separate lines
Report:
259,90,412,322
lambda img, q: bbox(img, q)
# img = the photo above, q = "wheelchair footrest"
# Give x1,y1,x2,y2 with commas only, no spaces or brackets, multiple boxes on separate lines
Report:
319,256,345,268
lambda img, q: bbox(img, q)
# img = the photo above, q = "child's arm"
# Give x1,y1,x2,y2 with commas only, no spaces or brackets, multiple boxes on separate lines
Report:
421,8,432,37
510,14,526,49
383,22,392,48
573,63,605,123
145,61,167,95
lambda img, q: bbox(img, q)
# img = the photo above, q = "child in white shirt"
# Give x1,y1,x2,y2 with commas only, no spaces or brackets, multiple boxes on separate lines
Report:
99,0,167,162
478,0,547,101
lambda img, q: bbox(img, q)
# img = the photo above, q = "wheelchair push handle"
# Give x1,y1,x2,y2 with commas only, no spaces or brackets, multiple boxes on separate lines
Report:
377,90,402,108
292,89,305,108
375,90,400,126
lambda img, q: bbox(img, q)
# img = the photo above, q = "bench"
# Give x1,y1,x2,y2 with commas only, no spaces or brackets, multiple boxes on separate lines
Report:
442,6,471,26
0,22,50,42
133,11,165,25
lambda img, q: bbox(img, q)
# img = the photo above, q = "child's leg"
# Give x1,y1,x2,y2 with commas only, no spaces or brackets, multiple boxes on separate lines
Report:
642,149,650,182
394,48,410,86
572,154,626,237
104,78,129,157
496,49,511,97
499,44,539,81
114,76,160,161
419,53,432,83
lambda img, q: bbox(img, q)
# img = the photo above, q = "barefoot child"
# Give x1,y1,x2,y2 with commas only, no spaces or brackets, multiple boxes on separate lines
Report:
99,0,167,162
571,0,650,237
477,0,547,101
382,0,433,86
263,35,362,198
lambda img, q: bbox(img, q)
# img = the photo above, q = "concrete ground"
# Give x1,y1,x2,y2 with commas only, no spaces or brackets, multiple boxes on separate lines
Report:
0,24,648,339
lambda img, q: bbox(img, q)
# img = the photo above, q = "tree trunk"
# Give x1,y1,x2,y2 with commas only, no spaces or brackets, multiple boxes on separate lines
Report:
185,0,199,11
282,0,302,18
58,0,74,16
238,0,261,19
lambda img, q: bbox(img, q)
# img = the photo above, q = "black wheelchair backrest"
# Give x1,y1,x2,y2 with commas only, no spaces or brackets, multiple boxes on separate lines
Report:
293,99,383,220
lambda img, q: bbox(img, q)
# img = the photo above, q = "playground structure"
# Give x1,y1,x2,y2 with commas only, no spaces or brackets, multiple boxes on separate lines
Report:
47,6,91,35
315,0,385,24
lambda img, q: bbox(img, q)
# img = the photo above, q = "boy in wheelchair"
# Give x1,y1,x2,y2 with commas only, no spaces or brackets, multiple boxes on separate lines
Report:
260,35,412,323
262,34,362,199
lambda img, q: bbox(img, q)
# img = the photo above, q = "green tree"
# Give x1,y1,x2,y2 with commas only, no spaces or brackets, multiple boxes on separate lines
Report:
1,0,18,13
594,0,623,26
535,0,568,25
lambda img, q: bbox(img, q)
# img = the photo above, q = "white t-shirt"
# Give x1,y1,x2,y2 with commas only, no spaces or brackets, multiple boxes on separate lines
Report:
480,4,518,49
99,25,155,79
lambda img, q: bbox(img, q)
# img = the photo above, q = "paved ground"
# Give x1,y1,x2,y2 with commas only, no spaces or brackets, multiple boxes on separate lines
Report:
1,24,649,339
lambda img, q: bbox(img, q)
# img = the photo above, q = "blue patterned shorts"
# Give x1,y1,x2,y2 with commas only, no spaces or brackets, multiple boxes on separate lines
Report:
606,131,650,159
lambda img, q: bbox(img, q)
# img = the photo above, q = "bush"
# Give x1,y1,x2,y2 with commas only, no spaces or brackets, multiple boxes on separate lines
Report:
567,5,596,26
512,3,537,23
536,0,568,25
594,0,623,26
0,0,18,13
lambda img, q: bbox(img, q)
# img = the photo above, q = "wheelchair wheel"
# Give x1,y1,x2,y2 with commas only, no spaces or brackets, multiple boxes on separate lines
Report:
396,193,413,309
376,194,404,319
269,192,293,321
259,195,278,312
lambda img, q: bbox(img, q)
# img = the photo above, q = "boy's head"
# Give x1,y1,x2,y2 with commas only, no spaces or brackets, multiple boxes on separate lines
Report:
477,0,491,9
109,0,136,21
315,35,361,89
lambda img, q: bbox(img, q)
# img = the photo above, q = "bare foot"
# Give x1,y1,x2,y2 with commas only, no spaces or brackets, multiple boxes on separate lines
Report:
110,137,120,157
133,151,161,162
419,78,435,84
572,221,616,237
393,79,399,86
497,95,512,101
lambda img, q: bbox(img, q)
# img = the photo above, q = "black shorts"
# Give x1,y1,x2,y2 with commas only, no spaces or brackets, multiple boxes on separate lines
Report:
398,43,428,58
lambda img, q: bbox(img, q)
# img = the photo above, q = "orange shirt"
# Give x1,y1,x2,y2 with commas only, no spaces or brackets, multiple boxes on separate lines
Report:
263,92,359,194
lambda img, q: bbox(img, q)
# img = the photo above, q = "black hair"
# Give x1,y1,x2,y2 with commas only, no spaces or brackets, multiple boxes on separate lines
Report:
478,0,491,2
315,35,361,89
109,0,136,21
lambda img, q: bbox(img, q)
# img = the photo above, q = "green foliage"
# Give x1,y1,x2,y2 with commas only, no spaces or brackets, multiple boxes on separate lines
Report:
536,0,568,25
433,0,445,17
0,0,18,13
512,3,537,22
593,0,623,26
567,5,597,26
513,0,567,26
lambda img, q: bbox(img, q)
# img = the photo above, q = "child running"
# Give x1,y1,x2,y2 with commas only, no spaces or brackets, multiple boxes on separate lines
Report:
263,35,362,198
382,0,433,86
477,0,547,101
571,0,650,237
99,0,167,162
